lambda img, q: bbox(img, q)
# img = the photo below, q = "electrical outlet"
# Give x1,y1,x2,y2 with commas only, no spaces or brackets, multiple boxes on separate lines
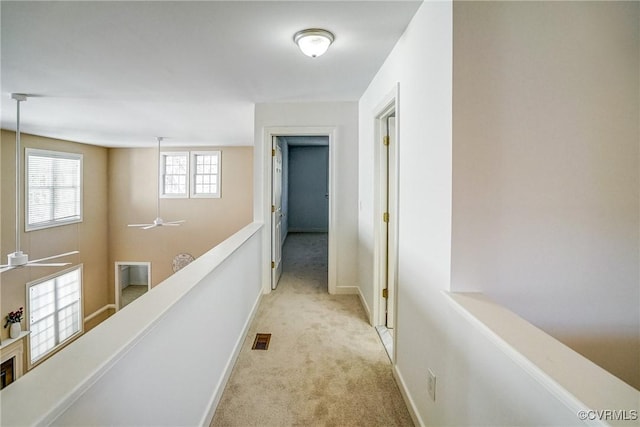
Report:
427,369,436,402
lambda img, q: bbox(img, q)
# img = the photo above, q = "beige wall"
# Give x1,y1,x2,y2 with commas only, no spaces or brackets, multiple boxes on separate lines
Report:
1,130,109,344
1,132,252,368
451,1,639,388
107,146,253,294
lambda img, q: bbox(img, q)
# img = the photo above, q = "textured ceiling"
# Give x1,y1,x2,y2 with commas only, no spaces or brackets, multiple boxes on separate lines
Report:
1,1,421,147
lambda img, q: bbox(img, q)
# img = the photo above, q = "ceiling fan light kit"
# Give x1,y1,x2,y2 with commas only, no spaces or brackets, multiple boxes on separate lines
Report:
1,94,79,273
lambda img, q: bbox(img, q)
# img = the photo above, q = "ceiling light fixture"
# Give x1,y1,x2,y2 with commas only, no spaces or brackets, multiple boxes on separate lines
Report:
293,28,334,58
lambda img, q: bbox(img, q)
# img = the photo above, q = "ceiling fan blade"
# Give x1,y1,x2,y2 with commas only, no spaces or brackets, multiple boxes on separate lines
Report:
142,224,158,230
0,266,15,273
28,262,71,267
29,251,79,264
128,223,153,228
164,220,186,225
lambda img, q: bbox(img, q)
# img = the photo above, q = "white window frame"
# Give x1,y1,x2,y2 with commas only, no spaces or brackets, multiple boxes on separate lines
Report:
159,151,189,198
26,265,84,368
190,150,221,199
25,148,83,231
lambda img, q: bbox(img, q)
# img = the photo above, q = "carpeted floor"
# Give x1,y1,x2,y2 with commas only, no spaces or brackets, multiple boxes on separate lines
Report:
210,232,414,427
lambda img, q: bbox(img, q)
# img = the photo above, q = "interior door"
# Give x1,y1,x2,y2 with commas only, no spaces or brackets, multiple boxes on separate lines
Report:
271,138,283,289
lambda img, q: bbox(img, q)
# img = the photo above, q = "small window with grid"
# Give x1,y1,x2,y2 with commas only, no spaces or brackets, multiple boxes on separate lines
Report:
27,266,83,366
160,152,189,198
190,151,221,198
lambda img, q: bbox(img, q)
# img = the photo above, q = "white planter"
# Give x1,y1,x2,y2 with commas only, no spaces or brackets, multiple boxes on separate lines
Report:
9,322,21,339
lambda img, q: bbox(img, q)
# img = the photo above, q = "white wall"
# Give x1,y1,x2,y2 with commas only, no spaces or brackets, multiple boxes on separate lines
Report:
358,2,454,423
254,102,359,294
1,223,263,426
359,1,639,425
450,0,640,390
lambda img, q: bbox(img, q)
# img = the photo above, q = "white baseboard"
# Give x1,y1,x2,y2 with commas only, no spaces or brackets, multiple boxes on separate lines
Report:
333,285,359,295
356,286,372,325
83,304,116,323
200,291,263,426
393,364,424,427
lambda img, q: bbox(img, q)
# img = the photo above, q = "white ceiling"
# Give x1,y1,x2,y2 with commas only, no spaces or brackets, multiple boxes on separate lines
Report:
1,1,421,148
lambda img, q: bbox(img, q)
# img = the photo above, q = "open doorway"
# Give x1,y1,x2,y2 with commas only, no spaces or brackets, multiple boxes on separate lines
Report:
374,87,399,361
115,262,151,310
271,135,329,291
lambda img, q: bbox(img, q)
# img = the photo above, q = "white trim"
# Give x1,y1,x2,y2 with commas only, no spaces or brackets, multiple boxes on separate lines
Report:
443,291,636,427
190,150,221,199
83,304,116,323
26,265,84,369
114,261,152,311
261,126,338,295
372,84,400,337
159,151,189,198
393,364,424,427
0,332,29,383
357,287,372,323
200,291,263,426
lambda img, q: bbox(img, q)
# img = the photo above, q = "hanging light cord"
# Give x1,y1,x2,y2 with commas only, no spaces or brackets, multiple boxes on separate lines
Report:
14,95,23,254
156,137,162,219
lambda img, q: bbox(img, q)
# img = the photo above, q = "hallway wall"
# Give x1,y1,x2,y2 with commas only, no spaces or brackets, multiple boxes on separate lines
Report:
451,0,639,390
359,1,638,425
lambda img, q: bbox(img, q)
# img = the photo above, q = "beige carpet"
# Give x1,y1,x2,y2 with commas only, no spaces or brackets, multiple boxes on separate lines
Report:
211,232,414,427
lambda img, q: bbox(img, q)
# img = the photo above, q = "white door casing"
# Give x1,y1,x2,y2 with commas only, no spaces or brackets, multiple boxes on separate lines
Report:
263,127,337,294
373,84,399,350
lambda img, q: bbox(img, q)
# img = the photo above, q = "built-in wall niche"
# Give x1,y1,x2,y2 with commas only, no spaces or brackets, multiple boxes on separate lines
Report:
115,262,151,310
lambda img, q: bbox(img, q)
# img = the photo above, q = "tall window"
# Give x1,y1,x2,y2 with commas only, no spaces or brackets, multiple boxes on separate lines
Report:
27,266,83,366
191,151,221,198
26,148,83,231
160,152,189,198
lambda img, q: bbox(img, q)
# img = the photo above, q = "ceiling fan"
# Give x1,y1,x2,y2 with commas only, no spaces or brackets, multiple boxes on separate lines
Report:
1,94,79,274
128,137,186,230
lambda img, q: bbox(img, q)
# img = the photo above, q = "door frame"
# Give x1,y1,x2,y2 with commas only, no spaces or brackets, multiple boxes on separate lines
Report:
373,84,400,352
263,126,337,294
114,261,151,311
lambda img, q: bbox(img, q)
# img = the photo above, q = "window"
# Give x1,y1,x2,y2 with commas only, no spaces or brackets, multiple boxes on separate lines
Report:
190,151,221,198
160,152,189,198
27,266,83,366
26,148,83,231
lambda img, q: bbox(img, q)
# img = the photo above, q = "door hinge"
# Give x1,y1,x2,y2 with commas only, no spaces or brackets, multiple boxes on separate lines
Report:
271,261,275,269
272,148,276,156
383,212,389,223
272,205,275,213
382,288,388,299
383,136,390,146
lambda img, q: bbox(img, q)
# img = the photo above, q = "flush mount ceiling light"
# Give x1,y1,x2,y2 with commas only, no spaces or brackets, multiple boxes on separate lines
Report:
293,28,334,58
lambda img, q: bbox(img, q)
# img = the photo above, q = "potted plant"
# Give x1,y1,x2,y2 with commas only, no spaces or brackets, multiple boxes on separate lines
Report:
4,307,24,339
